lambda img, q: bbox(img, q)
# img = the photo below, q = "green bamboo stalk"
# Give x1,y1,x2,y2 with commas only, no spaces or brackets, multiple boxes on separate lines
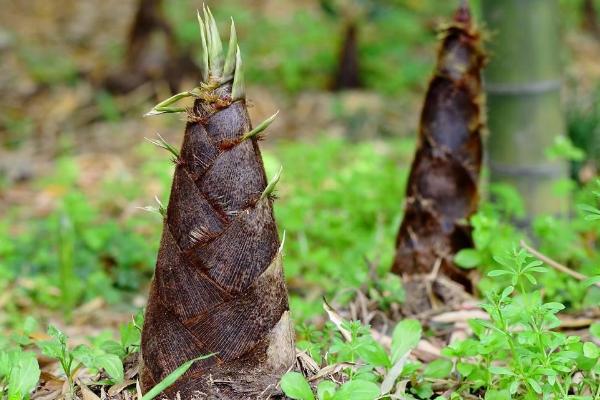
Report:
482,0,567,217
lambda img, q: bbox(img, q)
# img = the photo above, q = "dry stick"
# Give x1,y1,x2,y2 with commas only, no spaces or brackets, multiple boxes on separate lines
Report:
520,240,600,288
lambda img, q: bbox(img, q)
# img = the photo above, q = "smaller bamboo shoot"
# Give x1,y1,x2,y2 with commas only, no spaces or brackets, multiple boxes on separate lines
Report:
391,3,486,313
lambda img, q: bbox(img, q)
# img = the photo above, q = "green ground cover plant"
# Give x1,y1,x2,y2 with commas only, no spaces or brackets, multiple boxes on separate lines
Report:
282,249,600,399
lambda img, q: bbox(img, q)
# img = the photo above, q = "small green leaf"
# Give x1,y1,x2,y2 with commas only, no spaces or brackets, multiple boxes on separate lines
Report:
583,342,600,359
7,352,40,400
317,380,337,400
145,133,180,158
526,378,542,394
37,340,62,360
488,269,512,277
204,6,224,77
528,266,549,273
543,302,565,313
141,353,216,400
509,380,520,394
501,286,514,299
523,260,543,270
412,382,433,399
578,204,600,215
120,321,141,353
423,359,453,379
489,366,514,376
280,372,315,400
196,9,209,81
332,380,379,400
456,362,474,377
357,340,390,368
582,276,600,288
391,319,422,363
455,249,482,269
524,273,537,285
99,340,124,358
72,344,95,366
47,325,67,344
96,354,124,382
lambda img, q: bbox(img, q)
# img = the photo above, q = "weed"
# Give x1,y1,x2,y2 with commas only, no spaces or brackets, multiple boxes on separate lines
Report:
281,250,600,399
0,349,40,400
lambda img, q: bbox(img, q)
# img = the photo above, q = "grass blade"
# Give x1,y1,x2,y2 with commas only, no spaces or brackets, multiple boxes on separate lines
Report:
141,353,216,400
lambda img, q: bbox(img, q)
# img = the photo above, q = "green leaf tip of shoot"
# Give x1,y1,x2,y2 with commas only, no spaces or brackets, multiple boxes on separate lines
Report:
155,196,167,217
144,91,195,117
260,165,282,201
195,7,242,88
197,9,209,82
141,353,217,400
242,110,279,141
204,5,224,77
137,196,167,218
222,18,238,82
145,133,180,158
231,45,245,100
278,230,286,254
144,107,186,117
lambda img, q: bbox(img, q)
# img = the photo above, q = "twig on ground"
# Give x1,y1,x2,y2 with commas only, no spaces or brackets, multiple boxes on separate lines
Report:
520,240,600,288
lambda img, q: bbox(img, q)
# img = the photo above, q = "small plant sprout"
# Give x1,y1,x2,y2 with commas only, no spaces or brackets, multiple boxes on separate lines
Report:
36,326,77,394
488,246,549,292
